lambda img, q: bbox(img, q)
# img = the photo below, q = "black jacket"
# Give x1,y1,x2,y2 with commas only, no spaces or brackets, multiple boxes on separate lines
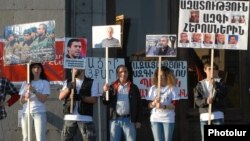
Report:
64,77,94,116
194,79,227,114
102,80,142,123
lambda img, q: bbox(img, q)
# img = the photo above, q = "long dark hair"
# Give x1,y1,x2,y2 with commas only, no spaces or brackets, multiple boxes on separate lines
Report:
29,63,48,81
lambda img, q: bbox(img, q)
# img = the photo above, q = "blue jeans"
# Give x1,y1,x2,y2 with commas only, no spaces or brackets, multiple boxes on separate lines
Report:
61,120,96,141
200,118,224,141
151,122,175,141
110,117,136,141
21,112,47,141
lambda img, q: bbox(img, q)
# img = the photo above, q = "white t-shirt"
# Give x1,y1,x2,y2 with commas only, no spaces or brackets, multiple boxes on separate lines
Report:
19,80,51,113
116,82,130,116
146,85,179,123
62,78,99,122
200,111,224,121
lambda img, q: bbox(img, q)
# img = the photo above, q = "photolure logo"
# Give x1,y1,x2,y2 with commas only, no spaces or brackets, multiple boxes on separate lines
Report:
204,125,250,140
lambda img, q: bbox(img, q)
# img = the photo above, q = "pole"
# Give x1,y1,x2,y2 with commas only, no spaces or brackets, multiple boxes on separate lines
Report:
98,97,102,141
27,63,31,141
208,48,214,125
105,47,109,101
70,70,76,113
157,57,162,97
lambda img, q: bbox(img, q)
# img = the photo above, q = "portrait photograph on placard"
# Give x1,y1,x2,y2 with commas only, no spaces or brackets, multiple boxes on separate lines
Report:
63,37,87,69
4,20,55,65
146,35,177,57
92,25,121,48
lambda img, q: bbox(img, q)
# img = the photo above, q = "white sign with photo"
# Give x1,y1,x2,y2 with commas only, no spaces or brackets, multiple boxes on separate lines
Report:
146,35,177,57
92,25,121,48
63,37,87,69
178,0,249,50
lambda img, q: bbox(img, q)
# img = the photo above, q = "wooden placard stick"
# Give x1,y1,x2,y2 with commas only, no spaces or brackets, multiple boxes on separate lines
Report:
70,70,76,113
27,62,31,141
208,48,214,125
105,47,109,101
157,56,162,98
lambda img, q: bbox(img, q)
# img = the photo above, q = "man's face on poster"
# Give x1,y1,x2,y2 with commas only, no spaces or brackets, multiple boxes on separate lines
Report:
180,33,188,43
229,36,237,44
204,34,212,44
37,25,45,36
8,34,15,41
107,27,114,39
192,33,201,42
68,41,82,58
24,34,31,41
159,37,169,47
217,34,225,44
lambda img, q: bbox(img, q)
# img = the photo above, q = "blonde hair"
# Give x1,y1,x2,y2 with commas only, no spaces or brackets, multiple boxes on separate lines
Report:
152,66,177,88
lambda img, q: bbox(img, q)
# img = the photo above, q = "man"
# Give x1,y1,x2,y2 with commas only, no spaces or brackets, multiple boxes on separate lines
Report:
66,38,83,59
59,68,98,141
4,31,20,64
37,24,48,42
203,33,213,44
18,29,35,63
158,36,175,56
101,26,120,47
179,32,189,43
5,31,19,48
189,10,199,23
22,29,33,47
215,34,225,45
192,33,201,43
30,27,38,41
194,62,227,141
228,35,238,44
31,23,54,62
0,76,19,141
102,65,142,141
33,23,53,49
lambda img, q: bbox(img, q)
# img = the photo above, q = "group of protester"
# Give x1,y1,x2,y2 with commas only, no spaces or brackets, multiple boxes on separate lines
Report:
0,60,227,141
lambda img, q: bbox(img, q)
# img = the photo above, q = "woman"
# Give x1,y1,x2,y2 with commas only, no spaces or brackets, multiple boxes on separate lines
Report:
19,63,50,141
147,67,179,141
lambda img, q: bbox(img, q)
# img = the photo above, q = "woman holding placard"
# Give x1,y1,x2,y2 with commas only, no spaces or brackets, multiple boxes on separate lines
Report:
147,66,179,141
19,63,50,141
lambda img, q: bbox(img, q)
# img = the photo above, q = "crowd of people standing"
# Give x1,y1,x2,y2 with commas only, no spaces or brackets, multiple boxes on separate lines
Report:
0,60,227,141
